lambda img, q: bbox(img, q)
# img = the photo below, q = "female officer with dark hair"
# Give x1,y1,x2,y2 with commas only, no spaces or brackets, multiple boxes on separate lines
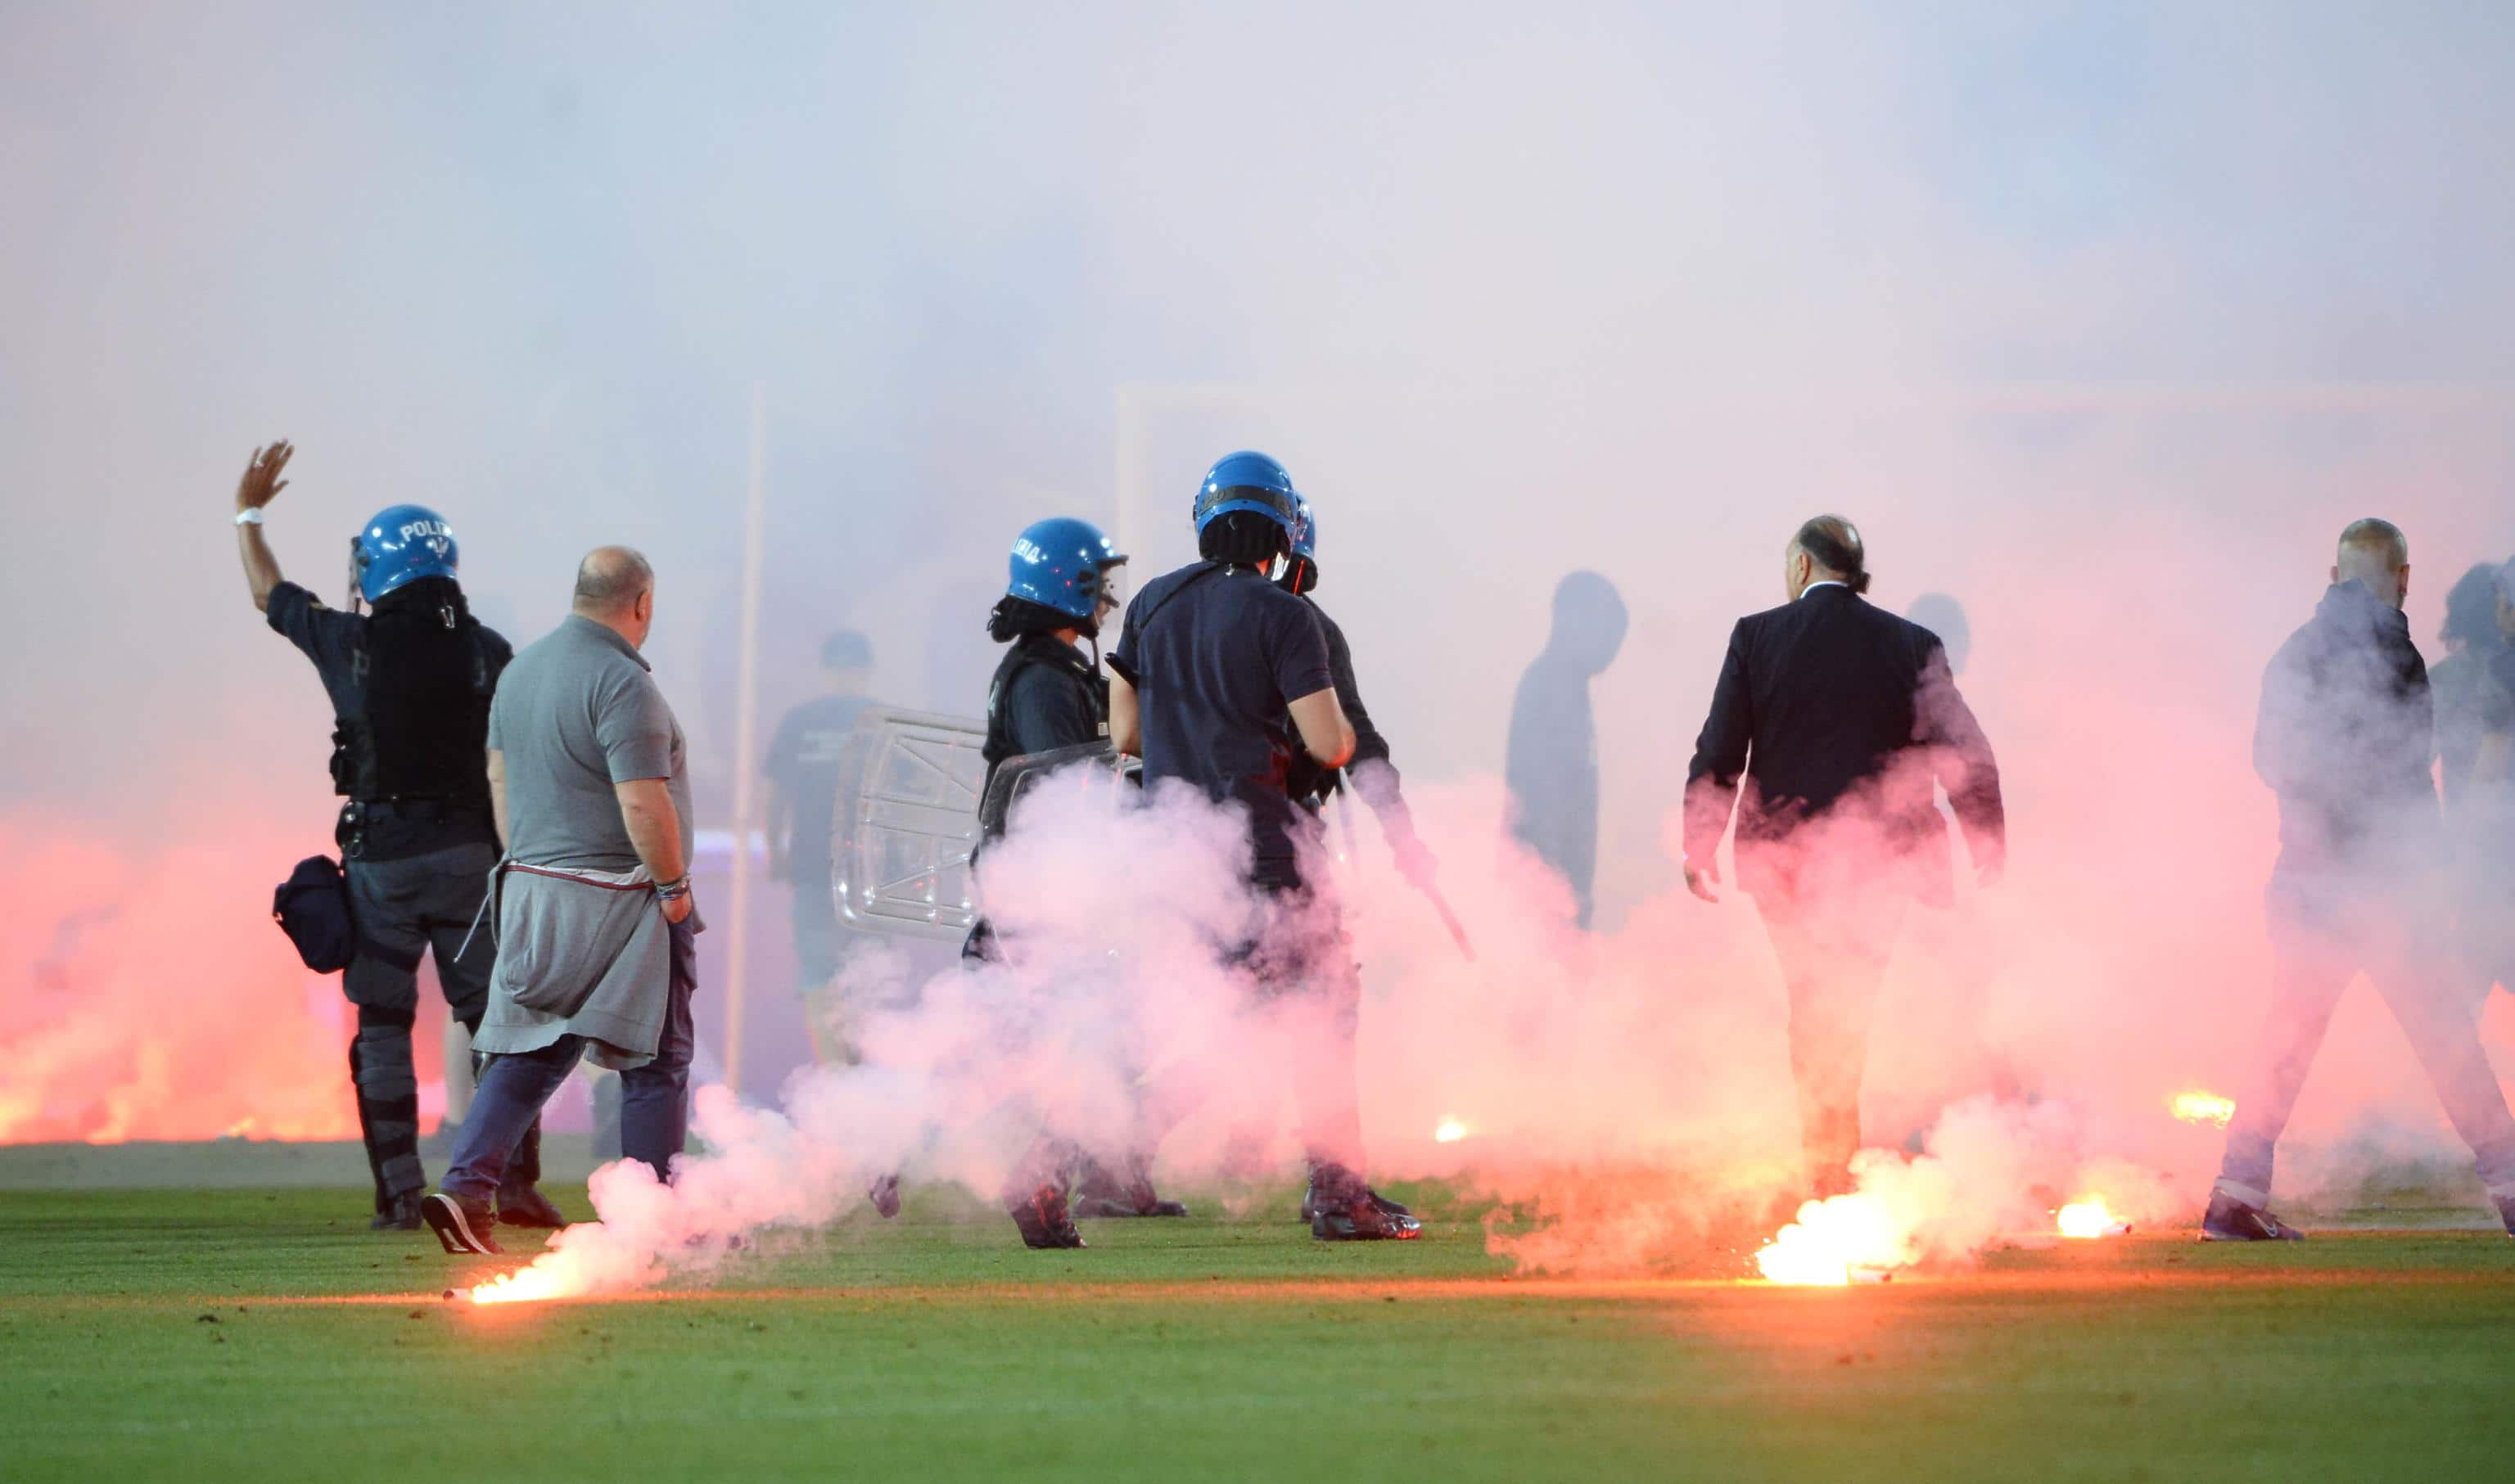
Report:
964,518,1190,1247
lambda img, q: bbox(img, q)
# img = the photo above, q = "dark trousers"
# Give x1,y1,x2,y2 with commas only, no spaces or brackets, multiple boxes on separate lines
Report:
1246,869,1369,1197
791,864,841,986
440,917,698,1203
1754,883,1908,1198
2217,874,2515,1205
343,837,509,1206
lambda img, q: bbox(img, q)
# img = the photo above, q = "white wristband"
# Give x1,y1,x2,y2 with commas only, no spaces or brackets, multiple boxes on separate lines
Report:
234,508,264,525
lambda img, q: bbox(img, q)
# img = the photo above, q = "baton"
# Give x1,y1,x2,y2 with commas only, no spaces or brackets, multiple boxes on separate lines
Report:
1336,783,1475,961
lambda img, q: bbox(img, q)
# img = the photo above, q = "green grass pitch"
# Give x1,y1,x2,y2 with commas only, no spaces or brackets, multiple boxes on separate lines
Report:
3,1184,2511,1482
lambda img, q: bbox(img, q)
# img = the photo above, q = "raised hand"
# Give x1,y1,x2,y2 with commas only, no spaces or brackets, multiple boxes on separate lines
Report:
236,441,293,512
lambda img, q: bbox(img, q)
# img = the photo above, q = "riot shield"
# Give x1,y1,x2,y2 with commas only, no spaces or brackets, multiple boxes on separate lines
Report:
974,739,1127,844
828,707,988,942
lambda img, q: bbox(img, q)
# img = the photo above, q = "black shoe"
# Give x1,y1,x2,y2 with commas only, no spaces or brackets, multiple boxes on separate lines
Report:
1070,1155,1187,1218
2495,1195,2515,1238
371,1190,424,1232
2201,1189,2304,1242
1072,1190,1190,1218
1009,1184,1086,1250
496,1185,569,1230
422,1193,502,1255
868,1173,902,1220
1312,1193,1424,1242
1300,1180,1409,1225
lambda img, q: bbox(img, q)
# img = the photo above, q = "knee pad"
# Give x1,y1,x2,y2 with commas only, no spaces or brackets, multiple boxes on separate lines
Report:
350,1012,418,1100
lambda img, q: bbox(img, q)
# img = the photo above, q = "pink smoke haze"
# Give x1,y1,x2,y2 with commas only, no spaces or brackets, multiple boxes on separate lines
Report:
7,8,2514,1300
1,804,359,1144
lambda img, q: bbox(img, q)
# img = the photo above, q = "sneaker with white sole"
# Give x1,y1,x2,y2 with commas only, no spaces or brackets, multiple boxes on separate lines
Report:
423,1193,502,1255
2200,1189,2304,1242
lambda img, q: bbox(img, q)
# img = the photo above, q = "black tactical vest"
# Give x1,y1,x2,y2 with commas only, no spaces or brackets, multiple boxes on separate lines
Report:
982,634,1107,778
329,582,499,809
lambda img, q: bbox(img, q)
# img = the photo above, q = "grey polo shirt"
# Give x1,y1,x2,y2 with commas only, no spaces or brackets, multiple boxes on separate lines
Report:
487,614,693,871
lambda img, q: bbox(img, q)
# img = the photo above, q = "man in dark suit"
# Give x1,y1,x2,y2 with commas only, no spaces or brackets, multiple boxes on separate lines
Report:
1682,516,2005,1197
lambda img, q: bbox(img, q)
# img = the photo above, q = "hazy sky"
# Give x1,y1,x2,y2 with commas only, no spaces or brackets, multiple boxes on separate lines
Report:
8,3,2513,837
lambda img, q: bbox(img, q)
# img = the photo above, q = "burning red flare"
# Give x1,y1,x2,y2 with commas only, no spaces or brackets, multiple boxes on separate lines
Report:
2056,1196,2129,1238
1754,1193,1915,1285
467,1266,578,1306
2170,1090,2234,1128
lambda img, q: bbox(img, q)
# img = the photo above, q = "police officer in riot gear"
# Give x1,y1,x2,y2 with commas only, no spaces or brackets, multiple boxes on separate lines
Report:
1107,451,1420,1241
231,441,561,1231
967,518,1188,1247
978,518,1126,824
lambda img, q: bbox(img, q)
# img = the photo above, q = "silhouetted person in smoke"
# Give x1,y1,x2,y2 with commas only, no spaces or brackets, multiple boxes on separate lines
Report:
2204,521,2515,1242
1902,593,1971,679
1898,591,2017,1110
1506,571,1628,929
2430,565,2508,810
230,442,562,1234
1681,517,2005,1199
2431,562,2515,1004
1107,450,1418,1242
764,628,874,1053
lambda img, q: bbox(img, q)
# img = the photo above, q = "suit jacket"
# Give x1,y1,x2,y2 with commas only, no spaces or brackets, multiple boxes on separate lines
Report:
1682,585,2003,907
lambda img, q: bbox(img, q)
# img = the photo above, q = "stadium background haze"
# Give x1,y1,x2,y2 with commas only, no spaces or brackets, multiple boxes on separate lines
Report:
6,3,2514,1262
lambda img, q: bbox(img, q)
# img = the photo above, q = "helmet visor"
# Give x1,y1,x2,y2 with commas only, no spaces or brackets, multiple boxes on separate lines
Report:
1194,484,1301,530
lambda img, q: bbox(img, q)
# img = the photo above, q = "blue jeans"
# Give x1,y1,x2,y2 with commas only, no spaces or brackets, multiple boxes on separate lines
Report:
441,917,697,1204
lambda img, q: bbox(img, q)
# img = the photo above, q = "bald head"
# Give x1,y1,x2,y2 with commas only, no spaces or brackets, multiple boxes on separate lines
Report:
2333,518,2409,608
573,546,652,611
572,546,657,647
1784,514,1871,599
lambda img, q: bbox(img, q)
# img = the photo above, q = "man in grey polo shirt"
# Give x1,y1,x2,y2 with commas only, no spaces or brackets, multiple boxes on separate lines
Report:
423,547,700,1256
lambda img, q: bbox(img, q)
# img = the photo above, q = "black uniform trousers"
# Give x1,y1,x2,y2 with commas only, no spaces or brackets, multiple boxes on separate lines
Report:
341,824,539,1207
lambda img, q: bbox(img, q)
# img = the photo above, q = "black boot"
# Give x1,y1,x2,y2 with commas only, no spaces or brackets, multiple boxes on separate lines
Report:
1009,1184,1086,1250
371,1189,424,1231
1071,1153,1188,1218
1307,1163,1421,1242
495,1118,569,1229
350,1012,425,1223
1300,1164,1410,1225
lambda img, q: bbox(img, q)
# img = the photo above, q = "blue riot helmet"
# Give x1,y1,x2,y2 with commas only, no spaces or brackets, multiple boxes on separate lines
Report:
1006,516,1128,625
1280,496,1321,596
354,504,459,605
1191,450,1303,537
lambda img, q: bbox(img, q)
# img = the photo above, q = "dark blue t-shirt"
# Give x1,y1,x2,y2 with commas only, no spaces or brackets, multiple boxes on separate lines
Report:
765,693,873,876
1106,562,1335,875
